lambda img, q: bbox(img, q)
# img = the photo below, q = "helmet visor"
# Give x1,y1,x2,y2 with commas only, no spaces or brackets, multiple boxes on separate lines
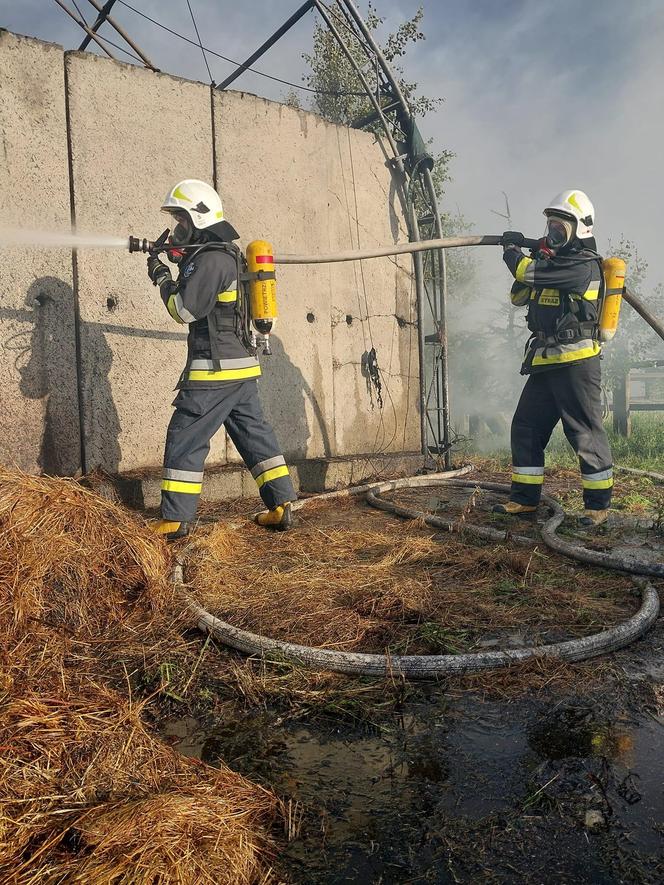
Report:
544,216,574,250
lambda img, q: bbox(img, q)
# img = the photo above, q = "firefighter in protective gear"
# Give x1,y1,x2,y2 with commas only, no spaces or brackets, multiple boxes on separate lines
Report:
147,179,296,539
495,190,613,527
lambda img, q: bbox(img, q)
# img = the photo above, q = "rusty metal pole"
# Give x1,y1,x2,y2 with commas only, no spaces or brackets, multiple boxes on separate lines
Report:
83,0,157,69
52,0,116,59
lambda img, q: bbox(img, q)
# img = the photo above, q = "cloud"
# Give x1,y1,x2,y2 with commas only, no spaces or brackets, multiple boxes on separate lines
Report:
402,0,664,289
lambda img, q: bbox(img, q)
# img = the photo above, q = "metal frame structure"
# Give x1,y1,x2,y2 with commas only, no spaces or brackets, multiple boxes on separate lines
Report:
53,0,156,68
54,0,451,467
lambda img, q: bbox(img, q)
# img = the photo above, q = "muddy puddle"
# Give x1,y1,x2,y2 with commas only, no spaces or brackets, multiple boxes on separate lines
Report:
161,690,664,883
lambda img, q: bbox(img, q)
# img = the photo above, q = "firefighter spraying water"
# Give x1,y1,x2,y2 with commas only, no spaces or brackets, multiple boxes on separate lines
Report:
137,179,295,540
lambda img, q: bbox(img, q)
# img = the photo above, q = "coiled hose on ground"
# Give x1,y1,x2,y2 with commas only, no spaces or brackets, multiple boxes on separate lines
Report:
179,467,662,677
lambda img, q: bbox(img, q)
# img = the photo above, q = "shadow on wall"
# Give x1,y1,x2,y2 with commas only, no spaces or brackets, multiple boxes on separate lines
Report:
257,333,332,459
17,277,121,474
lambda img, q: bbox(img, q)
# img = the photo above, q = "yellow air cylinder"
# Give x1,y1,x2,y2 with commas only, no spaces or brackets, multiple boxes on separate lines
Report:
599,256,625,342
246,240,277,339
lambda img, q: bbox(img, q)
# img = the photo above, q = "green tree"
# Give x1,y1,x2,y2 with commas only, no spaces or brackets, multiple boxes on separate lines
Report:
302,3,441,126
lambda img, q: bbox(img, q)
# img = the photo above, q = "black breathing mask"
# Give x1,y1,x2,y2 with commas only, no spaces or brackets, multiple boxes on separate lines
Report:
543,215,574,252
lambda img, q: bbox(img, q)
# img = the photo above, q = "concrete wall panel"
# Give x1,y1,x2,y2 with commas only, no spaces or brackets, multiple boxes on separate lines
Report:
214,91,336,462
326,126,420,455
0,31,80,475
65,53,220,472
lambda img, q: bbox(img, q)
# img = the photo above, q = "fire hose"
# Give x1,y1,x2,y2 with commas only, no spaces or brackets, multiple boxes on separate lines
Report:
272,234,664,343
130,232,664,342
180,467,662,678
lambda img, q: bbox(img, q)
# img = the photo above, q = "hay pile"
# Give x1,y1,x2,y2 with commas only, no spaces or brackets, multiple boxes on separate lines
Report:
187,502,636,654
0,468,280,884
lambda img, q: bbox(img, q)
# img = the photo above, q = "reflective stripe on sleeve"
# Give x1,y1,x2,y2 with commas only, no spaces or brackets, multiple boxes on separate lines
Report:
255,465,290,488
515,256,535,284
167,292,197,324
217,289,238,303
166,293,185,324
161,479,203,494
251,455,286,479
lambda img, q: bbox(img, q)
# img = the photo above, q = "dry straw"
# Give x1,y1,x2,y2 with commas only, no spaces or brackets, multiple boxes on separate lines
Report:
0,467,281,884
187,497,636,654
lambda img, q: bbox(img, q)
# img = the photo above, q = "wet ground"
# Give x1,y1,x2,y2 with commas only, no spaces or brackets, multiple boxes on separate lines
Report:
161,683,663,883
160,466,663,883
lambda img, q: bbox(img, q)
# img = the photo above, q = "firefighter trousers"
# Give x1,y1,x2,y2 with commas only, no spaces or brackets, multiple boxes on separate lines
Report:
510,357,613,510
160,380,296,523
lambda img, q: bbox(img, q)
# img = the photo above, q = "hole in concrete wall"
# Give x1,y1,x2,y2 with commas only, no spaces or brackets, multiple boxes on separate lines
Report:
107,295,119,312
306,312,315,323
346,314,353,325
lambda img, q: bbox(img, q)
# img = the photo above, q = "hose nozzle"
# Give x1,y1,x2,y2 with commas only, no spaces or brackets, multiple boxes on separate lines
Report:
128,236,152,254
128,228,170,255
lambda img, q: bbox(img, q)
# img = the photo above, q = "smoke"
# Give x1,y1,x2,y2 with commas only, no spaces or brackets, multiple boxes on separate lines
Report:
0,229,128,250
396,0,664,442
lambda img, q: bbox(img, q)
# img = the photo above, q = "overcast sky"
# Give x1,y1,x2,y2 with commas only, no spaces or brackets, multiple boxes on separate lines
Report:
3,0,664,289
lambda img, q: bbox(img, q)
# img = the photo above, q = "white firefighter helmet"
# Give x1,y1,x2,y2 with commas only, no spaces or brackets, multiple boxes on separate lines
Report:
161,179,238,241
543,189,595,240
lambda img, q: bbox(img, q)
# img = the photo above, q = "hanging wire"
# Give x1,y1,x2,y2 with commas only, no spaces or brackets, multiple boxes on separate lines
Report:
115,0,366,95
184,0,214,85
71,0,90,24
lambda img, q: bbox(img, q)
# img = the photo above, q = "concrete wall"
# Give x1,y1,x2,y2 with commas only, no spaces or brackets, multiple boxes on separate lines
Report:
65,52,223,472
0,31,81,475
0,31,420,480
215,91,420,461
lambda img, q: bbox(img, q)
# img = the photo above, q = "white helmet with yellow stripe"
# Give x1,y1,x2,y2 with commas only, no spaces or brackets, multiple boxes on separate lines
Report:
544,189,595,240
161,179,238,243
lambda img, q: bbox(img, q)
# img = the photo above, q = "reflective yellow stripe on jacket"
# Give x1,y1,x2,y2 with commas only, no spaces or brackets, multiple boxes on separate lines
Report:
531,342,600,367
186,357,261,383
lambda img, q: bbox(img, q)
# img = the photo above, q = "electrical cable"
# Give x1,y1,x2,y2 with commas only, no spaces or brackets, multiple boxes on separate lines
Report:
185,0,214,85
71,0,90,24
115,0,367,95
53,0,152,63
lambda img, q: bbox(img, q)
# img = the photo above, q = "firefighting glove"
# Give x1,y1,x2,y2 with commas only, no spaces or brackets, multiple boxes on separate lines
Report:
147,255,171,287
501,230,525,251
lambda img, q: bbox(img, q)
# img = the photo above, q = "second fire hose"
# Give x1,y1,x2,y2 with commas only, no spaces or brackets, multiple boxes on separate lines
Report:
271,233,664,344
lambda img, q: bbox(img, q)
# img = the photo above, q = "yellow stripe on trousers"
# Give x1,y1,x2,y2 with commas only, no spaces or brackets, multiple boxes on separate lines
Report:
161,479,203,494
511,473,544,484
255,465,290,488
581,478,614,489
